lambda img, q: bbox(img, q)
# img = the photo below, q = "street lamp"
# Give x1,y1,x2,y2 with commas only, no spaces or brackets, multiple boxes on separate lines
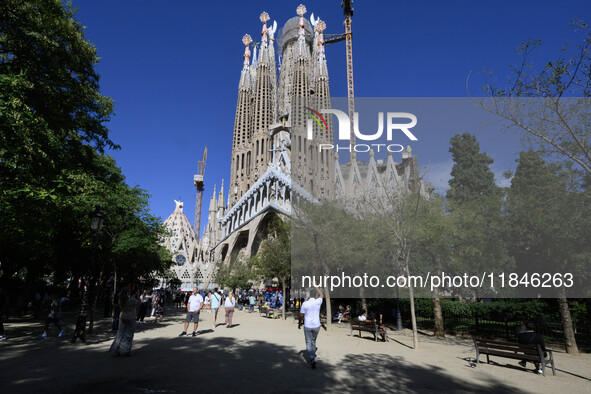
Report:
72,206,104,342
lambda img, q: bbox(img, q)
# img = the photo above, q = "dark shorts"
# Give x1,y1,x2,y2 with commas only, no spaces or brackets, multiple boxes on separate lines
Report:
185,311,200,323
46,317,60,324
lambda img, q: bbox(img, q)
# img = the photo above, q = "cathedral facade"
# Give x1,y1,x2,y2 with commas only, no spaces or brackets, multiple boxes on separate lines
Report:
161,5,422,289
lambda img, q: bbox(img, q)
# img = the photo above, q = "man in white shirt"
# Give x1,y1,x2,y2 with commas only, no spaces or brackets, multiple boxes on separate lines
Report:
179,287,203,337
299,285,323,369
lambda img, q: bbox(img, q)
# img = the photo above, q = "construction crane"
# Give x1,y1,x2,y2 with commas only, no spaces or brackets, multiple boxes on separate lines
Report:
324,0,355,162
193,146,208,240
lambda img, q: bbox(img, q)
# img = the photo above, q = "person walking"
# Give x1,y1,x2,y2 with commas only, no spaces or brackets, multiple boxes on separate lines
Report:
137,290,149,323
299,285,323,369
249,293,256,313
40,291,66,338
154,290,164,323
179,287,203,337
204,291,211,313
210,288,222,329
109,286,139,357
224,292,236,328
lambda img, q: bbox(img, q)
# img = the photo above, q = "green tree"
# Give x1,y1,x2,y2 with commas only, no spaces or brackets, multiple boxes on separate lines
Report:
446,133,511,300
414,196,452,337
251,216,291,320
507,151,590,354
0,2,169,337
447,133,501,204
0,0,116,288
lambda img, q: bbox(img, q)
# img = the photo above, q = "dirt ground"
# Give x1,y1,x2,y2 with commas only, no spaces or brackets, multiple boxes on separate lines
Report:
1,306,590,393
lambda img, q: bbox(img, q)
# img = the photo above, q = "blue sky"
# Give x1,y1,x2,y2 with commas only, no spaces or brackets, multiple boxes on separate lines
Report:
71,0,589,233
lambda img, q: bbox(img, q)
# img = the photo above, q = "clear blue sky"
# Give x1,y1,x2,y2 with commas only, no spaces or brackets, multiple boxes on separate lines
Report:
71,0,589,233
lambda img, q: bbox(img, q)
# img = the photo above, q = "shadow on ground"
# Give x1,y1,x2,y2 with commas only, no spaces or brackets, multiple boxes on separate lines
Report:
1,311,526,394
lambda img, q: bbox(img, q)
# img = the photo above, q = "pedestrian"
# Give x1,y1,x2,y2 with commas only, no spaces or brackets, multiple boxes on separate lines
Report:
109,286,139,357
204,291,211,313
40,290,66,338
224,292,236,328
137,290,149,323
0,287,8,340
112,290,120,331
179,287,203,337
210,287,222,328
299,285,323,369
154,290,164,323
249,293,256,313
151,290,158,317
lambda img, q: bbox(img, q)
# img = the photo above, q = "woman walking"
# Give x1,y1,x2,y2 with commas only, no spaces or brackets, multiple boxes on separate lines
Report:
137,290,149,323
109,286,139,357
224,292,236,328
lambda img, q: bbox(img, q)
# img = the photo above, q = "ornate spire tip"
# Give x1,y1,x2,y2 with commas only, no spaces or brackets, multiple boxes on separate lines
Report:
296,4,307,17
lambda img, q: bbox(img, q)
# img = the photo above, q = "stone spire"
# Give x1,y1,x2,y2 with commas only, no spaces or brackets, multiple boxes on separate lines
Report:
209,184,217,213
230,34,254,205
250,11,278,183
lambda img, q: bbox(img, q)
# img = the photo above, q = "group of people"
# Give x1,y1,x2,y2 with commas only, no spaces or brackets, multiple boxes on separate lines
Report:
179,287,236,337
332,304,352,323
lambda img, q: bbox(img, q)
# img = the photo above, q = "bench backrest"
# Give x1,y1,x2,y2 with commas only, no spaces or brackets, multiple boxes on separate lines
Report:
474,338,542,360
350,318,377,328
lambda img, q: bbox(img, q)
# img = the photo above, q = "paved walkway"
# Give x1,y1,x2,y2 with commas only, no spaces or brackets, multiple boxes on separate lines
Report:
1,307,590,393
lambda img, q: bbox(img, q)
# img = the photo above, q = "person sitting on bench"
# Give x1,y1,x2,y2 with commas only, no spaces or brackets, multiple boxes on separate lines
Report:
518,322,546,374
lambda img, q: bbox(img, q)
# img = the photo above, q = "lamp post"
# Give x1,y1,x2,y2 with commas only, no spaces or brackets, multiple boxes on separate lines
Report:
72,206,104,342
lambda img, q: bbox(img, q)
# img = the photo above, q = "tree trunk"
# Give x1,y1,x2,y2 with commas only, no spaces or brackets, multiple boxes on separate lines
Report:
359,286,368,312
558,291,579,355
408,284,418,349
280,278,287,321
88,259,106,334
432,295,445,338
113,266,117,297
324,286,332,332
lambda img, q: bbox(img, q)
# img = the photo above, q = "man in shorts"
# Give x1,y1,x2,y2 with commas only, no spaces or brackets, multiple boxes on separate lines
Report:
210,287,222,328
179,287,203,337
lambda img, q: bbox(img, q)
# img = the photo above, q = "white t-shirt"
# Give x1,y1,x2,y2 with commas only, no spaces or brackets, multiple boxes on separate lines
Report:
188,294,204,312
204,295,210,305
300,297,323,328
224,297,236,308
358,315,367,321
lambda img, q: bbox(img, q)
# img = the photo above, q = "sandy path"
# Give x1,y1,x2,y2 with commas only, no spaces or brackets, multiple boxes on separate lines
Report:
1,307,590,393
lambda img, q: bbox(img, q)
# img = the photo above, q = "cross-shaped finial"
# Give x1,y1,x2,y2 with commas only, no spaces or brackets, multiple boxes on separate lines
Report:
260,12,270,24
296,4,307,17
242,34,252,46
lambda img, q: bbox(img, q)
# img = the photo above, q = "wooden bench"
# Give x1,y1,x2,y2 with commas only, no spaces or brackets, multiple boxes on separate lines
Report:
473,338,555,376
350,318,388,342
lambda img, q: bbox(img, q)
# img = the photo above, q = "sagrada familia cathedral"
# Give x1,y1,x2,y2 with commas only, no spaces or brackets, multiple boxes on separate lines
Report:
161,5,421,290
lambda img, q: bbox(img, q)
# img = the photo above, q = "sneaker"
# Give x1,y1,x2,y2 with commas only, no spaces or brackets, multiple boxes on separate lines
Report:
518,361,526,368
192,331,197,337
39,332,47,339
311,361,317,369
179,332,187,337
58,330,65,338
536,369,543,374
0,335,6,340
212,324,216,329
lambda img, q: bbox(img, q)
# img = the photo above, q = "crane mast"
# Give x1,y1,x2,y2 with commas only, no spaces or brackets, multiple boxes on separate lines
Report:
343,0,355,162
193,146,208,240
324,1,356,162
